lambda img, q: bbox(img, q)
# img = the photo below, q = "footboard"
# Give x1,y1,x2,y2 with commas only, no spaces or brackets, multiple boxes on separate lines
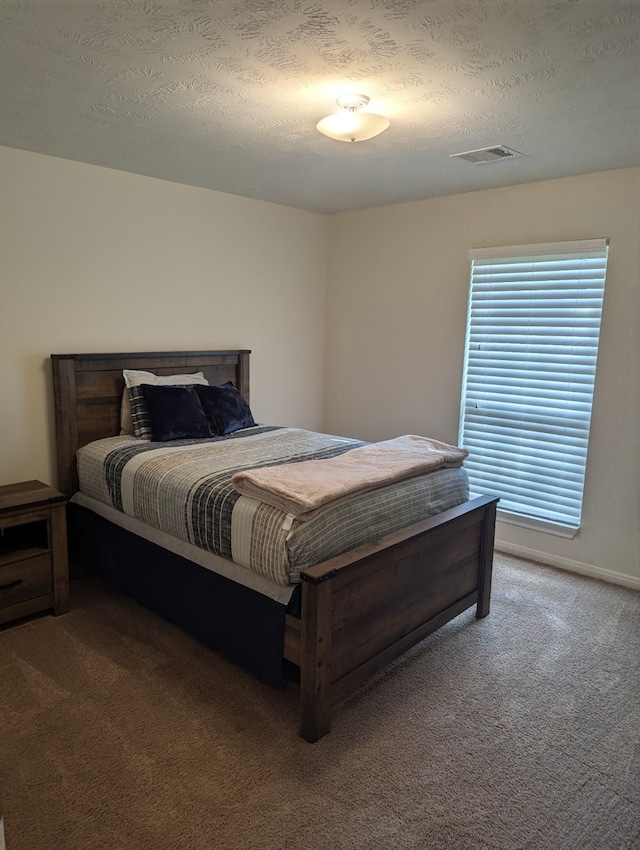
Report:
288,495,498,742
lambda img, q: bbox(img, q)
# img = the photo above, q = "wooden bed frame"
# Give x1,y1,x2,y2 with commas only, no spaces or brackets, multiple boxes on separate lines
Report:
51,349,498,742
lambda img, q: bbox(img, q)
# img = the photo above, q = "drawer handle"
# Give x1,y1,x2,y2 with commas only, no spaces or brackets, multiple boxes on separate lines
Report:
0,579,23,591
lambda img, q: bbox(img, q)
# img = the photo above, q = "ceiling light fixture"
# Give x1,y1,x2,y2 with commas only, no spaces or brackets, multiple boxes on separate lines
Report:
316,94,390,143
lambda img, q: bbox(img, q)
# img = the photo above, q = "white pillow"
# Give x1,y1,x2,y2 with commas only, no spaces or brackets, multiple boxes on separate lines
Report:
120,370,209,436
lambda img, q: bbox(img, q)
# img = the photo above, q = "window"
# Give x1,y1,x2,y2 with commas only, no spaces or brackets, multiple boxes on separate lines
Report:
459,238,609,536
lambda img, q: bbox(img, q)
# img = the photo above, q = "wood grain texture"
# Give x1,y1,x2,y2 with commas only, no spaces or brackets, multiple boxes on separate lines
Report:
299,577,333,743
0,480,69,625
50,504,70,615
50,350,498,741
296,495,497,728
0,480,66,512
51,350,250,496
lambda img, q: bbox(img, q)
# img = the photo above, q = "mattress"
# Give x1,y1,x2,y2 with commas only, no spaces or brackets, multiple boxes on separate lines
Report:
76,426,470,586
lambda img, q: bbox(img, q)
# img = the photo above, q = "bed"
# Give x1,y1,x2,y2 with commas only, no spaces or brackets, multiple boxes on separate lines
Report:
51,349,498,742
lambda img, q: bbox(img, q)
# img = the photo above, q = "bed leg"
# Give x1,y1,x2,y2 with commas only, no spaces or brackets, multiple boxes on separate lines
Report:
476,498,498,619
299,576,333,743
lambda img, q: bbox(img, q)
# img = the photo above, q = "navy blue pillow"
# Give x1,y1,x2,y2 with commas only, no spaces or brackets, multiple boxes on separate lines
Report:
140,384,211,441
195,382,255,436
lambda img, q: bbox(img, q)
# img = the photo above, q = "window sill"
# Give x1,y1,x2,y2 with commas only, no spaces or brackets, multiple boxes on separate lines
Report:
496,509,579,539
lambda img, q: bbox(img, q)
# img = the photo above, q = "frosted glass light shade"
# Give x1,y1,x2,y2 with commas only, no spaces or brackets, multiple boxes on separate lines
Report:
316,96,390,142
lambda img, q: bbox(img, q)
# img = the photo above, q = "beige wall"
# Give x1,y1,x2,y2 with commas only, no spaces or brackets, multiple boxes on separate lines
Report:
2,146,638,588
0,146,328,487
326,169,640,588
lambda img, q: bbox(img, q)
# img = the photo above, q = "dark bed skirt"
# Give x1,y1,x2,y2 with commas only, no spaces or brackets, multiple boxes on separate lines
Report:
68,502,300,686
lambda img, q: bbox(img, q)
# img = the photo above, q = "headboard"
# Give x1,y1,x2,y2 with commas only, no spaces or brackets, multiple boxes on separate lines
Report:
51,349,251,497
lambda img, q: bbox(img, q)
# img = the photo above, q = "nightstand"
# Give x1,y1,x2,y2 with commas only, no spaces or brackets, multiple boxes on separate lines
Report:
0,480,70,626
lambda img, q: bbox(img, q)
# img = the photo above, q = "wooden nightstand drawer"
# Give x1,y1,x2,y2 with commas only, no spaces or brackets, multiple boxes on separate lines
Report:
0,553,54,610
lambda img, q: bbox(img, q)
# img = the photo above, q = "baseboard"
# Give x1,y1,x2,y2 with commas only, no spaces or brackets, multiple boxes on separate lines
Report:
495,540,640,591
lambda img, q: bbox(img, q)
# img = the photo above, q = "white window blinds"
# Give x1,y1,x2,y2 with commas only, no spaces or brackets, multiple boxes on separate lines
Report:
459,238,609,532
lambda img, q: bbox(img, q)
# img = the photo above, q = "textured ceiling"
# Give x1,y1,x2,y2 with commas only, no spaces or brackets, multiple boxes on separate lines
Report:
1,1,639,214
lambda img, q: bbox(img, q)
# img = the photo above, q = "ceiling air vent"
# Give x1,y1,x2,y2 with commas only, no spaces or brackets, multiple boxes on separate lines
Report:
450,145,522,164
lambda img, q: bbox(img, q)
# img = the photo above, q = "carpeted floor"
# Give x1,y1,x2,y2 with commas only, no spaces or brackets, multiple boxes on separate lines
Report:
0,553,638,850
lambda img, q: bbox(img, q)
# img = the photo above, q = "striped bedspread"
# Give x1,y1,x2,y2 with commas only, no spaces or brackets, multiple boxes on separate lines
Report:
76,426,470,586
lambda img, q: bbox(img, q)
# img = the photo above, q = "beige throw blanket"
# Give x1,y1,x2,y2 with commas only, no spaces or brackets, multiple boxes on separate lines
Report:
231,435,468,521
